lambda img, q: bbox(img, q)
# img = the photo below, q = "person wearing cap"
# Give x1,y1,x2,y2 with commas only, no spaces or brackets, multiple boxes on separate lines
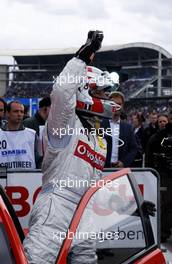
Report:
101,91,138,168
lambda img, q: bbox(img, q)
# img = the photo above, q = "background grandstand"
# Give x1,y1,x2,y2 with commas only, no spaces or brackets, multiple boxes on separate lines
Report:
1,42,172,113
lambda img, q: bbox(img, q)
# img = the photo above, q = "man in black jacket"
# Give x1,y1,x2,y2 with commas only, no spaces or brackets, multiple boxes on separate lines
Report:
23,97,51,136
143,112,158,151
23,97,51,162
102,91,137,168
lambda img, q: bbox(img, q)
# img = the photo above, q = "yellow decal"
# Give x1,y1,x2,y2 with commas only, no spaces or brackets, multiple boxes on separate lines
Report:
98,136,106,149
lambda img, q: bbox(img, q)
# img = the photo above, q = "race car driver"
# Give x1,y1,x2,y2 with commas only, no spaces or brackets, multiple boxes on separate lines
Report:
23,31,120,264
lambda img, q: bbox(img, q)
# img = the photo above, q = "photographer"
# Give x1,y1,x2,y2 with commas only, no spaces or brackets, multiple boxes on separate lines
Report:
145,112,172,242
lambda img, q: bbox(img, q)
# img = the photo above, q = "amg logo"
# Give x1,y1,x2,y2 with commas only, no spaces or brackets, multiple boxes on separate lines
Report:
1,149,27,156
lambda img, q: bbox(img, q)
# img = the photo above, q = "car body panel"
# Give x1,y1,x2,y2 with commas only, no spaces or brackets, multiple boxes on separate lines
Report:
0,196,28,264
134,248,166,263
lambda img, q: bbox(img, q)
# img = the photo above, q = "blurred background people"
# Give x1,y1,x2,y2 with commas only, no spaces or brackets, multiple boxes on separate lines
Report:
23,97,51,161
0,98,7,128
143,112,158,151
23,96,51,136
131,112,144,167
145,110,172,242
157,114,168,131
23,104,30,120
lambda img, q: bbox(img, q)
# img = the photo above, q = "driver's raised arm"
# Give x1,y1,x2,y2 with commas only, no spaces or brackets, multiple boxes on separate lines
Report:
47,57,86,144
47,31,103,148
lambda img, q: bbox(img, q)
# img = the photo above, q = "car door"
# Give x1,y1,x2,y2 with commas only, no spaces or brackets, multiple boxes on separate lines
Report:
0,185,27,264
57,168,165,264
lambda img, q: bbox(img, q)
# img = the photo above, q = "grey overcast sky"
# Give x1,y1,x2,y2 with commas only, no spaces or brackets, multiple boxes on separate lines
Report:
1,0,172,54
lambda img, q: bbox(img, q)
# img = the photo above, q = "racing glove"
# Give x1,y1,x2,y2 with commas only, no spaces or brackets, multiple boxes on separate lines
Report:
142,200,156,217
75,30,104,64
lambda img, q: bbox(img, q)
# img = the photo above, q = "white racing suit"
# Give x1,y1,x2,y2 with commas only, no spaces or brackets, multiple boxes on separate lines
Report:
23,57,107,264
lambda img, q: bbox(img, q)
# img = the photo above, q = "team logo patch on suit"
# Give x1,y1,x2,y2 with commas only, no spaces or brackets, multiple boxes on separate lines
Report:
74,140,105,170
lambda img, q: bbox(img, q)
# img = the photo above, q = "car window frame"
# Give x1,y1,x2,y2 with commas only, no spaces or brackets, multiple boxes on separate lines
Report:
105,167,161,247
56,168,162,264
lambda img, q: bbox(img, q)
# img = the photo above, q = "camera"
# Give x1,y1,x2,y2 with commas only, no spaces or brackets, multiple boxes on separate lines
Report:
161,137,172,148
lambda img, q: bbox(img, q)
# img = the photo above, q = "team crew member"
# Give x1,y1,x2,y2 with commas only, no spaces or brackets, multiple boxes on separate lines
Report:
23,31,120,263
0,101,38,170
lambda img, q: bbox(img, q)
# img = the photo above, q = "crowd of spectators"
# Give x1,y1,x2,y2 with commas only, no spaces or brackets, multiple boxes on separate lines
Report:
5,82,53,98
125,100,172,120
119,78,153,99
144,110,172,242
5,67,157,99
5,70,56,97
